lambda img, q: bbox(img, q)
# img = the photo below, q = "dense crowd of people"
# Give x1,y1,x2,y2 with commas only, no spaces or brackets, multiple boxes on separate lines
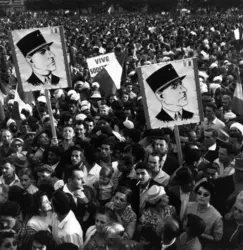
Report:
0,6,243,250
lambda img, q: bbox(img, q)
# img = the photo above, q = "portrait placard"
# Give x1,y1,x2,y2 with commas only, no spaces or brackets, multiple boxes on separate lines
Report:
87,53,116,78
136,58,204,129
9,26,71,92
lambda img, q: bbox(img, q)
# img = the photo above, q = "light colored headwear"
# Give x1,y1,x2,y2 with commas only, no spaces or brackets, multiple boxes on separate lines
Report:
54,89,64,99
7,99,14,105
80,82,90,90
123,118,134,130
37,96,47,103
91,92,101,98
224,111,236,122
91,82,100,89
67,90,76,97
76,113,87,121
199,71,209,80
230,122,243,136
213,75,223,83
6,118,16,127
209,62,218,69
147,185,166,204
209,83,221,95
70,92,80,102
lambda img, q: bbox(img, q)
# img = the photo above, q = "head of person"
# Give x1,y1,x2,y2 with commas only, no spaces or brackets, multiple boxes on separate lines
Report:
183,143,201,164
121,92,129,103
62,125,75,141
17,30,56,76
102,222,125,240
148,152,162,173
7,121,18,135
146,185,169,208
47,146,61,165
205,102,217,120
36,165,53,183
233,191,243,225
154,137,168,156
221,95,231,110
186,213,206,237
100,139,114,159
68,103,78,115
1,161,15,180
37,132,50,148
146,64,188,112
0,185,9,204
83,146,97,166
195,181,215,207
218,143,237,165
160,218,180,246
32,230,55,250
32,191,52,216
174,167,194,193
135,162,152,186
99,166,114,185
0,231,17,250
70,146,84,167
52,190,71,217
117,154,134,174
63,113,73,126
229,133,243,151
84,117,94,134
75,121,86,139
99,105,110,116
1,130,12,146
19,168,34,190
113,186,133,212
10,138,24,153
230,123,243,137
204,129,217,148
0,201,20,230
95,206,117,232
65,167,85,192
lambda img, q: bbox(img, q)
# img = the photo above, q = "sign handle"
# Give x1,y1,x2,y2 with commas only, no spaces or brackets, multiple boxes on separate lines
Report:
45,90,57,140
174,125,183,166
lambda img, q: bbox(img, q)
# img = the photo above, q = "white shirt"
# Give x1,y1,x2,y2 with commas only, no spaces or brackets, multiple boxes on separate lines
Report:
83,163,102,188
0,174,22,188
51,210,83,249
208,143,217,151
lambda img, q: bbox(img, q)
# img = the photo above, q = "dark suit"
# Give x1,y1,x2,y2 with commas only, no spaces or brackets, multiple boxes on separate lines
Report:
26,72,60,86
163,154,179,176
156,108,194,122
203,145,219,163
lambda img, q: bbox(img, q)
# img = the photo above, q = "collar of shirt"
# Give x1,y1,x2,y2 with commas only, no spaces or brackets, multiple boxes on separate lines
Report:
34,72,49,84
206,117,217,125
85,163,102,176
163,107,182,120
161,238,176,250
58,210,73,229
140,181,150,195
208,143,217,151
0,174,21,187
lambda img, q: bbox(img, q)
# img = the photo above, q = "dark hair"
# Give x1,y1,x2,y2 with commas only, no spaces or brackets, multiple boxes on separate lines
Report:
64,166,82,182
84,146,97,165
206,102,217,112
71,145,83,155
219,142,239,156
230,133,243,143
32,191,49,215
116,186,133,204
195,181,215,196
95,206,117,222
18,168,34,180
162,218,180,243
119,154,133,167
187,214,206,237
135,162,152,174
0,201,20,217
32,230,55,250
101,138,114,150
55,243,78,250
84,117,94,123
124,144,145,163
75,120,84,126
48,146,61,157
52,190,70,215
63,124,75,132
205,128,218,138
0,231,15,247
148,151,162,162
100,166,114,178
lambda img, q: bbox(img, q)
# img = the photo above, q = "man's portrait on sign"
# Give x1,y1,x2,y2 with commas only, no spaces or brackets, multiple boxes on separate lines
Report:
137,58,203,128
10,26,71,92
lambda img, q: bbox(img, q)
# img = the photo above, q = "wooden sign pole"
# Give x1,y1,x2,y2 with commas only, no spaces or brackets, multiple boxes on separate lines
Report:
45,89,57,139
174,125,183,166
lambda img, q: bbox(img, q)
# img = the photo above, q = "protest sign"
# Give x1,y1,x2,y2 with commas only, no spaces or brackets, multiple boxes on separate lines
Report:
9,26,71,92
136,58,204,129
87,52,116,78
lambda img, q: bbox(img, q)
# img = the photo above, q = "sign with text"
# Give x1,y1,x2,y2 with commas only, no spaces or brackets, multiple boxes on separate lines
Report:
87,53,116,78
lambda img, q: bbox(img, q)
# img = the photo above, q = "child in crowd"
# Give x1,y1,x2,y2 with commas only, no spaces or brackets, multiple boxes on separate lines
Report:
19,168,38,194
94,166,115,206
176,213,206,250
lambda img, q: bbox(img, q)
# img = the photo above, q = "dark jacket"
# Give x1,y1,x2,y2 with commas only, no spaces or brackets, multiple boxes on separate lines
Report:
26,72,60,86
163,154,179,176
156,108,194,122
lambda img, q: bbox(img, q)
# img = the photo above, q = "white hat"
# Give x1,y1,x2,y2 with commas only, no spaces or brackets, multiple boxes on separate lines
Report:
199,71,209,80
20,114,26,120
213,75,223,83
123,118,134,130
75,113,87,121
230,122,243,136
91,92,101,99
210,27,215,32
6,118,16,127
80,82,90,90
224,111,236,122
162,56,171,62
54,180,64,190
70,92,80,102
200,82,208,94
91,82,100,89
200,50,209,60
81,105,90,112
190,31,197,36
203,39,209,45
147,185,166,204
37,96,47,103
209,62,218,69
128,71,136,77
54,89,64,99
23,104,33,114
67,90,76,97
239,60,243,66
7,99,14,105
209,83,221,95
220,42,226,47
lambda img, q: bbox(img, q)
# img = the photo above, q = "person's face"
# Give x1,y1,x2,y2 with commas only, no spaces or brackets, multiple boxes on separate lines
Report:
71,150,83,166
47,151,59,164
38,171,51,182
126,85,133,93
233,204,243,224
148,155,160,172
69,104,77,114
40,195,52,213
196,187,211,206
99,107,108,116
204,131,215,148
38,133,50,147
189,131,197,142
70,170,85,190
20,124,30,134
85,121,94,133
205,107,215,120
0,237,17,250
32,240,46,250
113,192,128,211
222,98,230,110
136,169,151,185
2,131,12,145
154,139,168,155
20,174,32,190
11,142,23,153
122,94,129,102
28,46,56,75
218,147,230,164
75,124,86,139
62,127,75,141
99,175,111,185
155,80,188,109
158,194,169,207
95,213,109,232
9,123,17,134
0,216,16,230
101,144,112,158
94,116,100,125
1,163,15,179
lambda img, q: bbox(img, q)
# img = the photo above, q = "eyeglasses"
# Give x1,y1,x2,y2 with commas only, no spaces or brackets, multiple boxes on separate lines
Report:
197,191,210,197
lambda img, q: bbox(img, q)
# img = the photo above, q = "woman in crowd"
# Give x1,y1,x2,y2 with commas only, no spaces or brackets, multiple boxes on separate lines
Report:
106,186,137,239
0,230,17,250
184,181,223,248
